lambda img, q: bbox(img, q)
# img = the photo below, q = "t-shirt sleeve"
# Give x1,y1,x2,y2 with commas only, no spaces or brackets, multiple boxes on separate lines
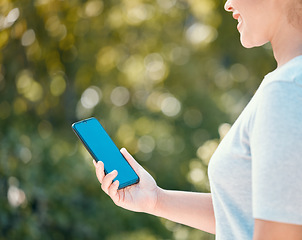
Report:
251,80,302,224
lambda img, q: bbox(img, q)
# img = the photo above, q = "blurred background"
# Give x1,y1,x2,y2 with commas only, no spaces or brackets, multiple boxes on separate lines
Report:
0,0,275,239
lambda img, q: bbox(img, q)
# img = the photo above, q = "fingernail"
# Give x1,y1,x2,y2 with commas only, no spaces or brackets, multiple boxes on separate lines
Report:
96,161,103,167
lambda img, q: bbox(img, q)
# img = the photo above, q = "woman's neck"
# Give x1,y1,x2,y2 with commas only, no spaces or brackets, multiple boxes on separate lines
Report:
271,22,302,68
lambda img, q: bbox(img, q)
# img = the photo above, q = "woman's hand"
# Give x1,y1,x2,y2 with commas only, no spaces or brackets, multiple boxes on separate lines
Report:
93,148,159,214
94,148,216,233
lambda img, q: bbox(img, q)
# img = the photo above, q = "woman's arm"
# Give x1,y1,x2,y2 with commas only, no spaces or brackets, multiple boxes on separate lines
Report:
94,148,215,234
253,219,302,240
152,189,215,234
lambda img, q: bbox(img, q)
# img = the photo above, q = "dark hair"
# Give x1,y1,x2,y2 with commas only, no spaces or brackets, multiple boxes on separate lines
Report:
287,1,302,30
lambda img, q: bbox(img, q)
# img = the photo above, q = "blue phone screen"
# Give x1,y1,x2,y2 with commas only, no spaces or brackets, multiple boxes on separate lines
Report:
72,117,139,189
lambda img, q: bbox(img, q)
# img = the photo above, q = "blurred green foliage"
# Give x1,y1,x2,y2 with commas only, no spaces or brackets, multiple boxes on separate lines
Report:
0,0,275,239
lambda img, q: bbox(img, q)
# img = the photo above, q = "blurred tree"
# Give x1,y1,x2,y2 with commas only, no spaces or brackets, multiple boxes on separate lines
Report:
0,0,275,239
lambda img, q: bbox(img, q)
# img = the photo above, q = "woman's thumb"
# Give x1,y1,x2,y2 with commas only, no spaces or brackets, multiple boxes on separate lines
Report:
120,148,141,173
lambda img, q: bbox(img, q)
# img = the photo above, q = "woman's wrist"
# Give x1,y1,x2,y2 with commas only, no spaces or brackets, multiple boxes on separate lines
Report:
144,186,165,216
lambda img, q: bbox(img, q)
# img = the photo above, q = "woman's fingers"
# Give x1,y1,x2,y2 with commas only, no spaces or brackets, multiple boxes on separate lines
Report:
101,170,118,194
93,149,137,198
94,160,105,184
108,180,120,201
93,160,120,198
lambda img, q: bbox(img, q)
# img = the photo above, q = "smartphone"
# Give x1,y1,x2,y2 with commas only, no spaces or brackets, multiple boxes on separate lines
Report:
72,117,139,189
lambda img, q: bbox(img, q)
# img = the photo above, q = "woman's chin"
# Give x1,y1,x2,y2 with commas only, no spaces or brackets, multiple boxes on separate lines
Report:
240,35,269,49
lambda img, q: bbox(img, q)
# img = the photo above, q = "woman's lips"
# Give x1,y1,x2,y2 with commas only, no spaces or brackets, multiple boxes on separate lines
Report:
233,13,242,32
237,16,242,31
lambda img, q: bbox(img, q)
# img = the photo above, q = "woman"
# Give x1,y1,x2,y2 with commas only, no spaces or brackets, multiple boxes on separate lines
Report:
93,0,302,238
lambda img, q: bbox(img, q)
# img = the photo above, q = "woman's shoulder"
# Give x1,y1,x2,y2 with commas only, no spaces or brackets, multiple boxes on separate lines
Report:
263,55,302,87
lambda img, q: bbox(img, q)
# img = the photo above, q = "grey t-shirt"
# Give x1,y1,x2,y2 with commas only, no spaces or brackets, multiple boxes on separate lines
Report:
208,55,302,240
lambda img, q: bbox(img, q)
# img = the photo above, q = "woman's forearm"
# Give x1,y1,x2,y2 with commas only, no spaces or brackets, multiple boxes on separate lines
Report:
148,188,216,234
